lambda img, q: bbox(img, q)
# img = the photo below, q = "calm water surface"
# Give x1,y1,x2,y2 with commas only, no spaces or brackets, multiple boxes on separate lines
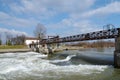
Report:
0,48,120,80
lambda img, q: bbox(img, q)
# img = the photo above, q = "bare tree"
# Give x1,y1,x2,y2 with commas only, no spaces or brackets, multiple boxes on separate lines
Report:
34,23,46,39
0,34,2,45
5,32,13,41
11,35,26,45
0,34,1,40
5,32,13,45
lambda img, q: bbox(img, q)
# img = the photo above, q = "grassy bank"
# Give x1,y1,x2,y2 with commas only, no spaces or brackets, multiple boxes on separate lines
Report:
0,45,28,49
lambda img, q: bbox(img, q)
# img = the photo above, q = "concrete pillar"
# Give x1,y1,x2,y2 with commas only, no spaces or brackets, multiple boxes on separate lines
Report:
114,37,120,68
47,44,53,54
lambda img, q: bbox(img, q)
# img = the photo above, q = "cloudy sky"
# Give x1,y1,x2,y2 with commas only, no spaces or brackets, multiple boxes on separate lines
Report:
0,0,120,37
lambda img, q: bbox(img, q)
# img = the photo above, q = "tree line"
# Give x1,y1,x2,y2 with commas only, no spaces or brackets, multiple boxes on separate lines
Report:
66,40,115,48
0,34,26,46
0,23,46,46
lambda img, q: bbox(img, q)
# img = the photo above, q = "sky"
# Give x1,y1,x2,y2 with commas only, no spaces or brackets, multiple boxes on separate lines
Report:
0,0,120,38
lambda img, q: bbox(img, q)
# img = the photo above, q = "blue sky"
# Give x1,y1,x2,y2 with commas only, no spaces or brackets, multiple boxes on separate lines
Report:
0,0,120,38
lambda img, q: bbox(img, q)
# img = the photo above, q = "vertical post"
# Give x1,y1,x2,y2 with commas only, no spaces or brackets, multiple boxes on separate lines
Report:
114,28,120,68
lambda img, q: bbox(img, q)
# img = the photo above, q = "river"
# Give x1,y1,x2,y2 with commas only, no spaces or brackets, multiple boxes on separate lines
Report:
0,48,120,80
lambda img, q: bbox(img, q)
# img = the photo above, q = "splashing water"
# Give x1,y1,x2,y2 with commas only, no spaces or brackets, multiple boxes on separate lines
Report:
0,51,110,80
50,55,76,63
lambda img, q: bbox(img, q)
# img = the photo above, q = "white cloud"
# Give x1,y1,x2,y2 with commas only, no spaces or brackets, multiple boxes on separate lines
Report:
81,1,120,18
2,0,120,37
0,28,28,36
0,0,96,36
0,11,39,27
0,28,28,43
73,20,101,32
47,18,102,37
9,0,95,17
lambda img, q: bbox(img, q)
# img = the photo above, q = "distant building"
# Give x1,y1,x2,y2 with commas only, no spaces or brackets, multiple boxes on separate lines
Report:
24,37,39,46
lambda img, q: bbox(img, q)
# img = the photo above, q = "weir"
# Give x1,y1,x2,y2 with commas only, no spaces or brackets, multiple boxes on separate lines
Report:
31,25,120,68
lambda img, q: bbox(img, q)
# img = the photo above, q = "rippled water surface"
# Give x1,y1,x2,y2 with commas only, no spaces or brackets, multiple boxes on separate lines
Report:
0,48,120,80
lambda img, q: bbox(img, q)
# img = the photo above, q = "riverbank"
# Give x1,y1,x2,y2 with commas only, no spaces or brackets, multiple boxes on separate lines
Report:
52,46,84,53
50,46,111,54
0,45,28,49
0,45,31,53
0,49,32,53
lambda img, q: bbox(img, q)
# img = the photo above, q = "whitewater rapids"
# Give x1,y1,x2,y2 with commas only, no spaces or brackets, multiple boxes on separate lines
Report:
0,51,109,80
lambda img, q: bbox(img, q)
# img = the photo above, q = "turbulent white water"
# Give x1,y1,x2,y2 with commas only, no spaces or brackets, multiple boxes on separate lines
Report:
50,54,76,63
0,52,109,80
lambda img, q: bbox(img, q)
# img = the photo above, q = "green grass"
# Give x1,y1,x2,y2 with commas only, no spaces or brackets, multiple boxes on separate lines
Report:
0,45,28,49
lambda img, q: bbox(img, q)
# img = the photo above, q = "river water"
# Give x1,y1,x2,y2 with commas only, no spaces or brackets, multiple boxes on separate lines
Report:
0,48,120,80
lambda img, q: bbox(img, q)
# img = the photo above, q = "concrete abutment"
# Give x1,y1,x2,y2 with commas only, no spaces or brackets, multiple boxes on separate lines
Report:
114,37,120,68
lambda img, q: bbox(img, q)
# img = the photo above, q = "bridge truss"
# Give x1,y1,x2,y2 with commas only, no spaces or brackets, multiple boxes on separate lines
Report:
40,28,120,44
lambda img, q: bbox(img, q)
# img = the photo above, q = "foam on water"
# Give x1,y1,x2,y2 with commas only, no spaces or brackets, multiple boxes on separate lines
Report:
50,55,76,63
0,65,28,74
0,52,109,79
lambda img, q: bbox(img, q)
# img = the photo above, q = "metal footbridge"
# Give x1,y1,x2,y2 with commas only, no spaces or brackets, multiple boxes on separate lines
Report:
40,28,120,44
38,24,120,68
